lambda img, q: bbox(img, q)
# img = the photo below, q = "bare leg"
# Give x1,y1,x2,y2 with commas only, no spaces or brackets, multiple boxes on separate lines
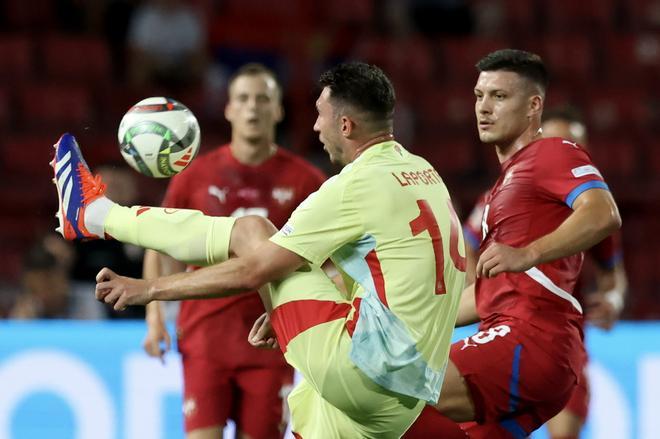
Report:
433,359,476,422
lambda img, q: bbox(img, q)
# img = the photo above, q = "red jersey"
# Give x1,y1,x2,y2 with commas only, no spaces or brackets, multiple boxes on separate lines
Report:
474,137,610,333
162,144,326,364
464,196,623,307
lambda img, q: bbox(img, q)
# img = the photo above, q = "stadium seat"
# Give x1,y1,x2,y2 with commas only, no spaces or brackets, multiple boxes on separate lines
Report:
438,37,510,83
0,35,33,82
41,35,112,84
538,35,596,83
500,0,539,35
625,0,660,30
17,83,94,130
352,35,435,87
604,34,660,85
417,86,475,133
1,134,64,176
3,0,55,30
584,87,653,134
588,137,639,178
0,87,12,130
540,0,617,32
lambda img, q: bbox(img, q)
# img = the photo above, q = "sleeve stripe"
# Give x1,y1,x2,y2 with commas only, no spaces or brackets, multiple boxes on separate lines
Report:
463,226,481,250
565,180,610,208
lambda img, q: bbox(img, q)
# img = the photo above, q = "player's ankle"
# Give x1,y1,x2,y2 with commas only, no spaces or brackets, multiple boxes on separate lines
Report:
85,196,115,238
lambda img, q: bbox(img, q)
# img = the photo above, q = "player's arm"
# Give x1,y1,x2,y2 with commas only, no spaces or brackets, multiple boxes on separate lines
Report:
477,188,621,278
455,283,479,326
97,240,305,311
586,260,628,330
142,249,186,361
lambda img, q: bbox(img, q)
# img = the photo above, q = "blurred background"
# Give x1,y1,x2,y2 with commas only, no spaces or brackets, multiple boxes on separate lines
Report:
0,0,658,438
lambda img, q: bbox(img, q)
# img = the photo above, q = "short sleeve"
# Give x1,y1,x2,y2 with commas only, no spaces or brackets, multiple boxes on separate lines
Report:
536,140,609,209
270,175,363,265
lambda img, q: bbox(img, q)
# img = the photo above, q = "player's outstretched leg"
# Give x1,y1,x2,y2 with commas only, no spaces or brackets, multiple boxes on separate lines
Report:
51,133,236,266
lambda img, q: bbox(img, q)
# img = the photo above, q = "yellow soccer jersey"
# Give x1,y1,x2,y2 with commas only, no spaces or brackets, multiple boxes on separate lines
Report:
271,141,466,403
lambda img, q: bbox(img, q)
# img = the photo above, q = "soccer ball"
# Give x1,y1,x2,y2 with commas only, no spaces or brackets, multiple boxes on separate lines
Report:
118,97,201,178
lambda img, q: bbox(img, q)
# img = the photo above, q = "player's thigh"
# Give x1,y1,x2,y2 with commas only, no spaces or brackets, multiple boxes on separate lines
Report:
235,366,293,439
432,358,475,422
447,322,577,433
546,366,589,437
182,356,234,432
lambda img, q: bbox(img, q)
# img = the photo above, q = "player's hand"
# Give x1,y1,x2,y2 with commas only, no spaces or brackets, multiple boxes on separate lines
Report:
248,313,278,350
95,267,153,311
143,317,171,364
585,292,621,330
476,242,538,278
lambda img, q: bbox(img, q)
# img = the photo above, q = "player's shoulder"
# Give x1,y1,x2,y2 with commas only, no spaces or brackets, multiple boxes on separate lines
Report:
534,137,589,158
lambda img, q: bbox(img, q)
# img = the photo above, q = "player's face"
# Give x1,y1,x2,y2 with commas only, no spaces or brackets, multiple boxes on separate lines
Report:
225,74,283,143
542,118,587,146
474,71,536,145
314,87,346,165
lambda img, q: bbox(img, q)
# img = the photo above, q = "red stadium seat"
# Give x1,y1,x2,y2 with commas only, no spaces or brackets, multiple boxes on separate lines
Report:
625,0,660,30
3,0,55,30
540,0,617,32
41,35,112,84
604,34,660,85
17,83,94,130
1,134,63,176
0,35,33,81
418,86,475,133
0,87,12,129
538,35,596,83
588,137,639,178
584,87,653,134
352,35,435,87
500,0,539,34
438,37,510,83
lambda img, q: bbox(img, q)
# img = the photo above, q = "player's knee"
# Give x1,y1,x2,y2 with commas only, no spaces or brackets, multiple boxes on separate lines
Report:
231,215,278,256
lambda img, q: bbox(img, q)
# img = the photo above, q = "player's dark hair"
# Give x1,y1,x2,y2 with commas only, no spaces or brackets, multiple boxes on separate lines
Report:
476,49,549,93
319,62,395,127
542,104,585,124
228,63,282,97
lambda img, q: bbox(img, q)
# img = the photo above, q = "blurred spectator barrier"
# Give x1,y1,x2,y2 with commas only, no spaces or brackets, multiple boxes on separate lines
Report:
0,321,658,439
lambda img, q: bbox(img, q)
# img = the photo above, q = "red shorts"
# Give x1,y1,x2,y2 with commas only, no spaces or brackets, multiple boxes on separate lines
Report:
563,365,590,420
182,355,293,437
450,317,585,438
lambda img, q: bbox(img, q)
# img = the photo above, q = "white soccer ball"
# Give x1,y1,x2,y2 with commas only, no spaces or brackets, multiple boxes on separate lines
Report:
118,97,201,178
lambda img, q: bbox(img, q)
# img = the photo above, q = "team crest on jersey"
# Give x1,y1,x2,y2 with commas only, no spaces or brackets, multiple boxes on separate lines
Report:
272,187,294,205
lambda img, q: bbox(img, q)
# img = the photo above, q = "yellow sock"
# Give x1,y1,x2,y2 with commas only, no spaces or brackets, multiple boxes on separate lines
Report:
104,205,236,266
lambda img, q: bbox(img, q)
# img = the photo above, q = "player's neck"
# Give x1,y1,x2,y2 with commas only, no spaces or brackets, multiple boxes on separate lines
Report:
495,126,542,164
351,132,395,161
230,138,277,166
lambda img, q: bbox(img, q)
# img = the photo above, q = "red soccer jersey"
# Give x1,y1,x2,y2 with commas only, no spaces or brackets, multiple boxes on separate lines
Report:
162,144,326,364
463,194,623,307
475,137,610,333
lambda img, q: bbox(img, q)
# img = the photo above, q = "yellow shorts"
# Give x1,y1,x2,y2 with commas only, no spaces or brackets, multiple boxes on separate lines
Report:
285,320,424,438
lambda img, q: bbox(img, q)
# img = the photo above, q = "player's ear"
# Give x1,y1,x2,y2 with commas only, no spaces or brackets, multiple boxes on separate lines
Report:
528,94,543,118
340,116,354,137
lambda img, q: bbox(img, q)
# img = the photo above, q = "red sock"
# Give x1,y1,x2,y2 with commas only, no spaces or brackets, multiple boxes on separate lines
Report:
404,406,468,439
